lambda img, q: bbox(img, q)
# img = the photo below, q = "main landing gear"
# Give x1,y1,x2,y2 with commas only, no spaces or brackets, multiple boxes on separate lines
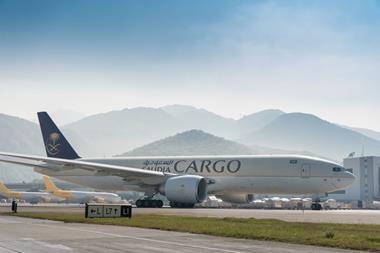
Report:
169,202,194,208
311,195,322,210
311,202,322,210
135,199,163,208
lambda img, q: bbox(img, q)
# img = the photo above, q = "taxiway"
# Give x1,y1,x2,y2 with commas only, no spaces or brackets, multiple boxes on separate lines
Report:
0,215,365,253
1,204,380,224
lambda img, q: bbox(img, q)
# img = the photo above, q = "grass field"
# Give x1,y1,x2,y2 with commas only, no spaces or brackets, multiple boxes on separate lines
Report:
7,212,380,252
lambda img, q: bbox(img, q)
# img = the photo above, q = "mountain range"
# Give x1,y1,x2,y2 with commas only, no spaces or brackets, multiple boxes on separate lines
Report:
123,130,252,156
239,113,380,160
0,114,44,183
1,105,380,182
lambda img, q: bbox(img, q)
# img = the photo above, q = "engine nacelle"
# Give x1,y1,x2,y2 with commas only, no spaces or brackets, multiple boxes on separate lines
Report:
160,175,207,204
217,193,254,204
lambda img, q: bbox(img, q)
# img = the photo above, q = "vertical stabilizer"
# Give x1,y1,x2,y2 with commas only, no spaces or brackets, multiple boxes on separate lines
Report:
0,182,11,198
37,112,80,159
43,176,60,193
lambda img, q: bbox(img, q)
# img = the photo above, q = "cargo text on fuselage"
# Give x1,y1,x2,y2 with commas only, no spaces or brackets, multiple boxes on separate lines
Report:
141,159,241,174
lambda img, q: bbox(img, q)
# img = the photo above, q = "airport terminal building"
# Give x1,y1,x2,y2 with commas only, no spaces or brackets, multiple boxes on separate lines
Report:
329,156,380,208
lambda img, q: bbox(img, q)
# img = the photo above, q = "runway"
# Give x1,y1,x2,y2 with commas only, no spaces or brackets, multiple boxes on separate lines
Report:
0,215,364,253
1,204,380,224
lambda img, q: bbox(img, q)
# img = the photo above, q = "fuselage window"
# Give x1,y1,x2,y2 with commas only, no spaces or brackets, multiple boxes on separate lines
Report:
289,160,298,164
332,167,342,172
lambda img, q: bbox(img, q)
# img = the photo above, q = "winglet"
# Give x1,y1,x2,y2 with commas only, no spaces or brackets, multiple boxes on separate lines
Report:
43,176,60,193
37,112,80,159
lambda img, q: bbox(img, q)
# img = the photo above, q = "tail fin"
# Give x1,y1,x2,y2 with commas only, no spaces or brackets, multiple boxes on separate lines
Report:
0,182,11,194
37,112,80,159
43,176,60,192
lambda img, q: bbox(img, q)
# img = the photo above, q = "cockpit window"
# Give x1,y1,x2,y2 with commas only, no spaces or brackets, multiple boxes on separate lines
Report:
289,160,298,164
332,167,342,172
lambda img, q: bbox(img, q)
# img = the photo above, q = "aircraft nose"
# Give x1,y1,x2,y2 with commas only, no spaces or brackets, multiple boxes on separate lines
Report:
347,171,356,182
341,171,356,187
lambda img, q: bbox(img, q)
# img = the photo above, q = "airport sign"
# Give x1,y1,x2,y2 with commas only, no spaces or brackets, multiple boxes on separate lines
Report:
85,204,132,218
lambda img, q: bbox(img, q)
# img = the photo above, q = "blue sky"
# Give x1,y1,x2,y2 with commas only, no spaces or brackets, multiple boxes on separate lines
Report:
1,0,380,129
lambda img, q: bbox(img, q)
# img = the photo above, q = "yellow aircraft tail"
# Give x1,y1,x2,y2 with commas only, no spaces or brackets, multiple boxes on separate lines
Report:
0,182,12,198
43,176,60,192
0,182,10,193
43,176,73,199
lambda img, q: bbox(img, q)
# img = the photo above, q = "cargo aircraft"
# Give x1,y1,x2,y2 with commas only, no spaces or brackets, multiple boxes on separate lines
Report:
43,176,122,203
0,181,62,204
0,112,355,209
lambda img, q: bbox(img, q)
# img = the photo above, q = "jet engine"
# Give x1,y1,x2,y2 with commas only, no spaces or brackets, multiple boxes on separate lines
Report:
217,193,254,204
160,175,207,204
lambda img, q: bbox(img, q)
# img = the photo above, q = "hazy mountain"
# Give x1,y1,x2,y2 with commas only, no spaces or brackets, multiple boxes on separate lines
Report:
161,105,198,117
0,114,44,183
50,109,86,125
177,110,237,138
238,109,284,136
61,106,285,156
241,113,380,160
122,130,253,156
346,127,380,142
162,104,238,138
64,107,187,156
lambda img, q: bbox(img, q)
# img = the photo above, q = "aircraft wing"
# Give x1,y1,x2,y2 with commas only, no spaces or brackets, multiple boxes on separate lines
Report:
0,152,172,185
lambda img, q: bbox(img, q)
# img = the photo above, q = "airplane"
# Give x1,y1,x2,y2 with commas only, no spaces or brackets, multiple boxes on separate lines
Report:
0,112,355,209
0,181,61,204
43,176,122,204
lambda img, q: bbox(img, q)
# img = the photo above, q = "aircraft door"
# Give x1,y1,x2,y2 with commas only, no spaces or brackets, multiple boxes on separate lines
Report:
300,164,311,178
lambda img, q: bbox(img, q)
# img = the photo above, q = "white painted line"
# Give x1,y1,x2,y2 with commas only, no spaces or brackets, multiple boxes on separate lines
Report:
35,223,249,253
21,238,72,251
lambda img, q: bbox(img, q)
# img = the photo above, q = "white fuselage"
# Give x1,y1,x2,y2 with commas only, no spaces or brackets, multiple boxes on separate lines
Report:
55,190,122,203
0,191,62,203
34,155,355,196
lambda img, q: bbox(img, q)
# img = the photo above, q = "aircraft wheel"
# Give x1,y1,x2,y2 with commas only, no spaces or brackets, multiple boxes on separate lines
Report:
156,200,163,208
136,199,164,208
143,200,150,207
311,203,322,210
169,202,194,208
136,199,143,207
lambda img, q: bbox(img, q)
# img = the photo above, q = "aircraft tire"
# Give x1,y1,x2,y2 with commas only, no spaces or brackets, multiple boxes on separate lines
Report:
136,199,164,208
143,200,150,207
169,201,195,208
311,203,322,210
136,199,143,207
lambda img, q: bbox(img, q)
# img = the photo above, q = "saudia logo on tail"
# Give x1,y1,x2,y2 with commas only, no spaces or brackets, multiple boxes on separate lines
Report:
46,132,61,155
142,159,241,174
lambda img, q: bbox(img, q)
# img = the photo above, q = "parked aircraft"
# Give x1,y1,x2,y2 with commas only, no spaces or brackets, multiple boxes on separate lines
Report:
0,181,61,204
43,176,121,203
0,112,355,209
